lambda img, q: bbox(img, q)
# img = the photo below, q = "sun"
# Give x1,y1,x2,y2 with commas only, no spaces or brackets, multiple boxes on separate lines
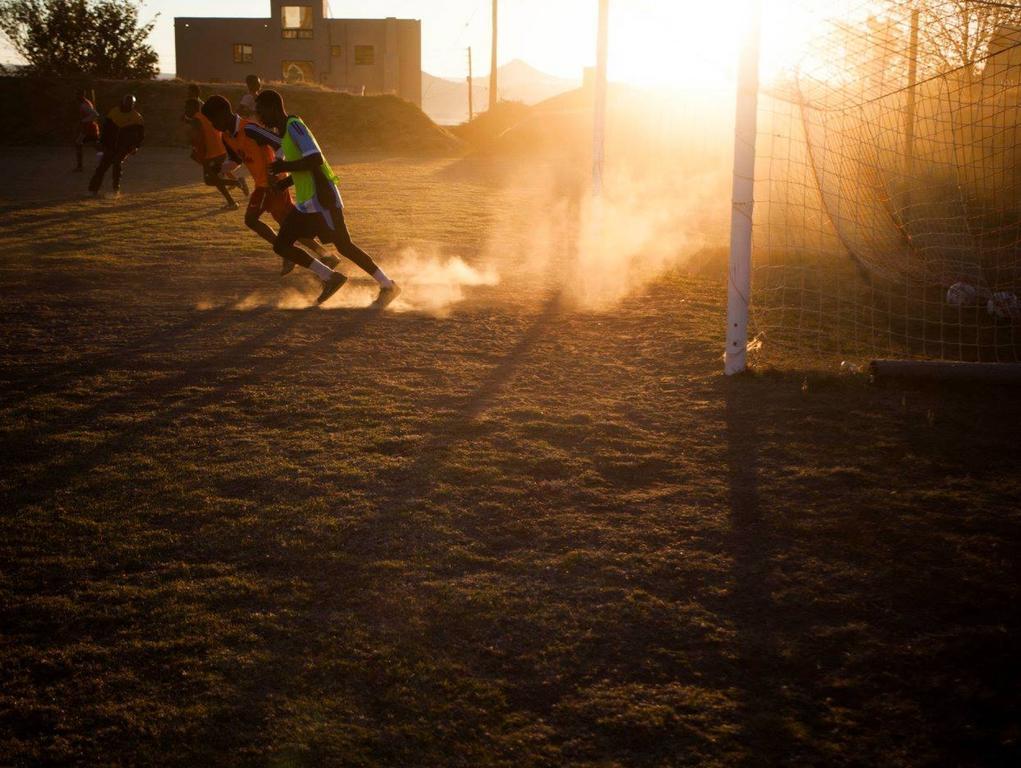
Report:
601,0,826,92
604,1,744,90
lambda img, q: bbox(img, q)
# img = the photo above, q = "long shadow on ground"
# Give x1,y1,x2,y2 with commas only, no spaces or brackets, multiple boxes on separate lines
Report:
3,307,382,510
714,371,1021,766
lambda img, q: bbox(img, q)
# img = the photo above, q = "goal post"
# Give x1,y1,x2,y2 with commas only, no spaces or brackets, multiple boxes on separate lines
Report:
725,0,762,375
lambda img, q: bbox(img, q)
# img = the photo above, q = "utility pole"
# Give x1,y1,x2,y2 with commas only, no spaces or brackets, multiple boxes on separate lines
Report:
904,7,919,206
592,0,609,197
467,47,474,122
489,0,498,111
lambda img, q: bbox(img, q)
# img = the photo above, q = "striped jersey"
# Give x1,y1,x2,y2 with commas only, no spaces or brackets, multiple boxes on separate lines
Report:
222,115,281,189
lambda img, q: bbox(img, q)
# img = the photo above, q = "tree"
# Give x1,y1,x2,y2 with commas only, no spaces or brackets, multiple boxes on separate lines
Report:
922,0,1021,75
0,0,158,78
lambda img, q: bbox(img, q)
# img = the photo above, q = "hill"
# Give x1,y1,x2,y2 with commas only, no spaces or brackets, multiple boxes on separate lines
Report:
0,76,461,154
495,59,580,104
422,72,484,126
423,59,579,125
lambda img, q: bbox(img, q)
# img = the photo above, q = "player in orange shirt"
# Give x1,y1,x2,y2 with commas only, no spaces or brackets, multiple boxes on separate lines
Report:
184,98,247,210
200,95,335,274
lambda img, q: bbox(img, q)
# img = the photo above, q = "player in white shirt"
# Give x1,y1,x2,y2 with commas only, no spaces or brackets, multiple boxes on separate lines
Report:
238,75,260,118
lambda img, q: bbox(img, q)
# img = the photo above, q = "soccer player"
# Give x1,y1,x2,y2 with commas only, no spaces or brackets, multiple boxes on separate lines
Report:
255,89,400,306
238,75,260,118
73,89,99,172
184,97,247,210
200,94,336,275
180,84,201,126
88,94,144,196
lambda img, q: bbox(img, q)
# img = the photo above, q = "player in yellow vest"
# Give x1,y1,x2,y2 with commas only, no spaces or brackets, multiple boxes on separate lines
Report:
89,95,145,196
254,89,400,307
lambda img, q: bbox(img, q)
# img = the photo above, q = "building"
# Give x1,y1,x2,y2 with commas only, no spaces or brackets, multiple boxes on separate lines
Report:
174,1,421,106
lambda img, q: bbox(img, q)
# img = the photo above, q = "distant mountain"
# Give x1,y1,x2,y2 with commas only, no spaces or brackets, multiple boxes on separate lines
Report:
493,59,580,103
422,59,579,126
421,72,482,126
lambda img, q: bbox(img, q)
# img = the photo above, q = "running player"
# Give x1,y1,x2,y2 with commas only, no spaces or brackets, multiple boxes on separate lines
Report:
179,84,201,126
254,89,400,307
199,94,336,275
88,94,144,196
184,98,247,210
238,75,261,118
73,89,99,172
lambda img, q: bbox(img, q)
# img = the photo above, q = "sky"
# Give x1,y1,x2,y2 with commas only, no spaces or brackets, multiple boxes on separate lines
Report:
0,0,762,88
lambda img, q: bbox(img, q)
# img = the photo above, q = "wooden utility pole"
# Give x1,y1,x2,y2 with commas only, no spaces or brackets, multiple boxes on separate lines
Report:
904,7,919,200
467,47,474,122
489,0,498,111
592,0,609,196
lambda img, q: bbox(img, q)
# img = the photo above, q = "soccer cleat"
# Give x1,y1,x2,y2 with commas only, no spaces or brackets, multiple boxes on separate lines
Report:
280,258,295,276
317,272,348,304
373,283,401,309
222,200,240,211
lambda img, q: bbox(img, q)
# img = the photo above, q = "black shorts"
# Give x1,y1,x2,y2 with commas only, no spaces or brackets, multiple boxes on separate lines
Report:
279,206,344,242
202,155,227,184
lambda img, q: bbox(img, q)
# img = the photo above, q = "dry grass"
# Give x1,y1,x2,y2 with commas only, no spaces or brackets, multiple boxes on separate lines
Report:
1,147,1019,766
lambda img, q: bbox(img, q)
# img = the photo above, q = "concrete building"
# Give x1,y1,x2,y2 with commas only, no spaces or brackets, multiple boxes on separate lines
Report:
174,1,421,106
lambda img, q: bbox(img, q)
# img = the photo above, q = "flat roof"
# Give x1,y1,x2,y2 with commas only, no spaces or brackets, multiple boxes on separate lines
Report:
174,16,420,22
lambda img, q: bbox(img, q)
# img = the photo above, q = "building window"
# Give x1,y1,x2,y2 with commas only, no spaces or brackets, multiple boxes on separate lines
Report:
282,60,315,83
281,6,313,39
232,43,253,63
330,45,343,58
354,45,374,65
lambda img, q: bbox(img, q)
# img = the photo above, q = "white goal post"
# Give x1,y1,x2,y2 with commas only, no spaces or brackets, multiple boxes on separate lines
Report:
725,0,761,375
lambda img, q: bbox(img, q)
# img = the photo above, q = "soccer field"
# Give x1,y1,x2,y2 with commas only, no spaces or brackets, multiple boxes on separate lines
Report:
1,148,1019,765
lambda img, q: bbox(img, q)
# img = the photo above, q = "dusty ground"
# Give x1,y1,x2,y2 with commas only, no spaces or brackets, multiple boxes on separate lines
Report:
1,147,1019,766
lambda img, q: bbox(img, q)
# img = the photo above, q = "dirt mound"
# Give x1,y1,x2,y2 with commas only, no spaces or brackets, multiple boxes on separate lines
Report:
449,100,532,150
456,83,732,175
0,76,462,154
450,84,655,157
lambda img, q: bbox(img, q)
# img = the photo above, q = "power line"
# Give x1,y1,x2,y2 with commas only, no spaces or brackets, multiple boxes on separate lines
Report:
423,0,486,102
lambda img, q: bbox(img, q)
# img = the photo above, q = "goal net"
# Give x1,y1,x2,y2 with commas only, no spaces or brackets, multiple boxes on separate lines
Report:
750,0,1021,365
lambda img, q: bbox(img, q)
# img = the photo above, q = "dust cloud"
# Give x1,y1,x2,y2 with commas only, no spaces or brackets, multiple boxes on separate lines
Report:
571,169,728,309
469,88,734,310
196,249,499,314
474,160,730,310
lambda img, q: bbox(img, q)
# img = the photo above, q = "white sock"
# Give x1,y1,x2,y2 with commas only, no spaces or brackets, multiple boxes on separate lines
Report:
372,268,394,289
309,259,334,281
